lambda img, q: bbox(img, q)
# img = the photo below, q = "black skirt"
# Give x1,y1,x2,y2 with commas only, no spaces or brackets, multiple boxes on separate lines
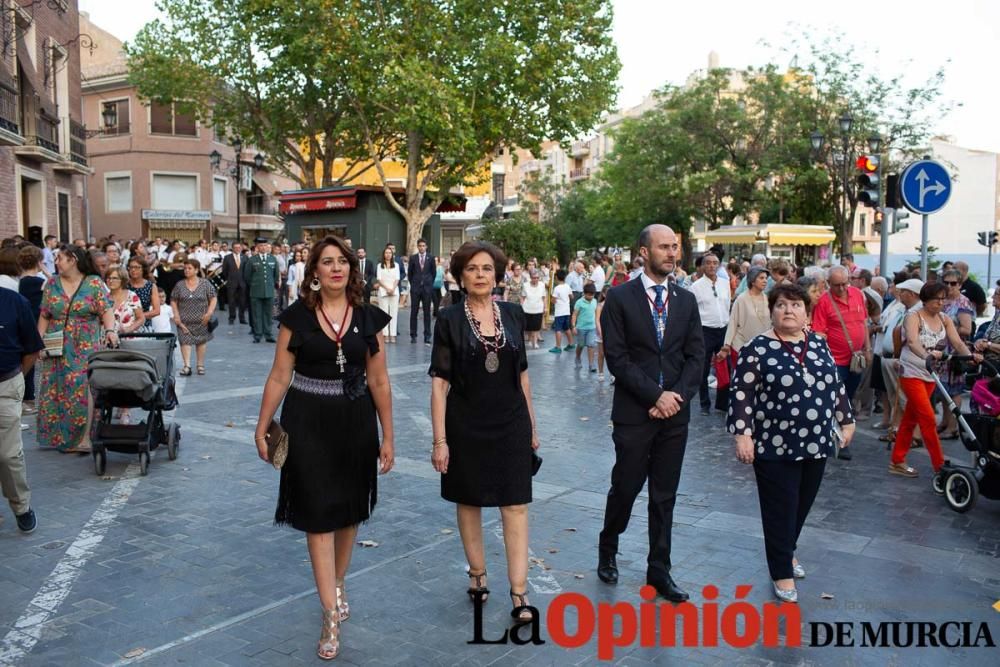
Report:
276,387,379,532
524,312,543,332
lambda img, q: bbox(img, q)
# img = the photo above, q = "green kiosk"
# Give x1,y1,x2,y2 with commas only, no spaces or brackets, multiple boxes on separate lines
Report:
278,185,466,256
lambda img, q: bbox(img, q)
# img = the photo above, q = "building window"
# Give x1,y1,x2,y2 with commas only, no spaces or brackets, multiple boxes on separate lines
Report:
149,101,197,137
213,177,227,213
102,99,130,135
106,175,132,212
152,174,198,210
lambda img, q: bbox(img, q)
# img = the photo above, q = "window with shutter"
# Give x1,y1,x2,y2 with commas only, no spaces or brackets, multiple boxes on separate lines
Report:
106,175,132,212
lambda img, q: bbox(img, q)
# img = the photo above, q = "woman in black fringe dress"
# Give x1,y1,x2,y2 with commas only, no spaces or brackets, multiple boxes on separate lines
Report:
255,235,394,661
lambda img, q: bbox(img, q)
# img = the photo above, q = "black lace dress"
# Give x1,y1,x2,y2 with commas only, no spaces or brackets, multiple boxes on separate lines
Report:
274,301,391,532
429,302,532,507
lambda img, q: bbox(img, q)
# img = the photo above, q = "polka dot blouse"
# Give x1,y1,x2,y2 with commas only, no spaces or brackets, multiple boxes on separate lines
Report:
727,332,855,461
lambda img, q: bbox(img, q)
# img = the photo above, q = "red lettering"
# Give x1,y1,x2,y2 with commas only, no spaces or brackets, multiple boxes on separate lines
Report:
721,601,760,648
763,602,802,647
639,585,657,647
660,602,699,647
597,602,637,660
701,585,719,647
546,593,594,648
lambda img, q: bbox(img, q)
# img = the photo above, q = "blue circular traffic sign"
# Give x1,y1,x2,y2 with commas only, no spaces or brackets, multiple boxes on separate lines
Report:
899,159,951,215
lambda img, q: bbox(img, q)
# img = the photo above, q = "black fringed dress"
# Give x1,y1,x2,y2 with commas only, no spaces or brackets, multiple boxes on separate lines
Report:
274,300,390,532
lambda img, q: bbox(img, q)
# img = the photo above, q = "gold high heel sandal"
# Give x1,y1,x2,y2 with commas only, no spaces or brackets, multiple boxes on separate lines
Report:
317,607,340,660
336,578,350,622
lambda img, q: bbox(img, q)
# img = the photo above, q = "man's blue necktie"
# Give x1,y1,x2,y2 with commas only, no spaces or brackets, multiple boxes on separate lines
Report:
653,285,666,346
653,285,666,387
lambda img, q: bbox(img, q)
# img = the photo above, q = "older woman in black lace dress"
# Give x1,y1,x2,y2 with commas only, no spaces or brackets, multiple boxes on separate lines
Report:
430,241,541,624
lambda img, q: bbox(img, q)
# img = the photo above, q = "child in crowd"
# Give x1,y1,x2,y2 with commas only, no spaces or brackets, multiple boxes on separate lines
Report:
572,283,598,371
150,288,174,333
594,285,609,381
549,269,575,353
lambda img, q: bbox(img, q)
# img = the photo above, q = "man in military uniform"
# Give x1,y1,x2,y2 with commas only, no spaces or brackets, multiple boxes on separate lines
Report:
248,238,280,343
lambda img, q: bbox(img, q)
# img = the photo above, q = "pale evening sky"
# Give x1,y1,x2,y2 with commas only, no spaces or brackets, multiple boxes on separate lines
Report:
79,0,1000,153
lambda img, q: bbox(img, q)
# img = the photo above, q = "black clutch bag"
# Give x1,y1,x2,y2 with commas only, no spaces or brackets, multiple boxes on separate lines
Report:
531,452,542,476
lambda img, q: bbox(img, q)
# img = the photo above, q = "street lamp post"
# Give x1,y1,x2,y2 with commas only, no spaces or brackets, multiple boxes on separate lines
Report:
810,112,867,256
210,138,264,243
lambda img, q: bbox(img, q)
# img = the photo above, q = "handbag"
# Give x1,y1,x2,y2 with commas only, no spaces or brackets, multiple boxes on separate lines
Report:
43,280,83,358
830,293,868,373
207,315,219,333
265,419,288,470
713,355,731,390
531,451,542,476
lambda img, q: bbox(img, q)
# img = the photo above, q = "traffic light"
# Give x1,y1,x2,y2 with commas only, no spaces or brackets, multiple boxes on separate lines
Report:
977,231,998,247
885,173,900,208
892,209,909,234
856,155,880,206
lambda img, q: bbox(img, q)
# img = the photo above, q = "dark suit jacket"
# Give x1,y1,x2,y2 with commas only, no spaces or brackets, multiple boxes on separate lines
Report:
600,277,705,424
407,253,437,293
360,257,377,296
221,253,247,288
240,252,253,288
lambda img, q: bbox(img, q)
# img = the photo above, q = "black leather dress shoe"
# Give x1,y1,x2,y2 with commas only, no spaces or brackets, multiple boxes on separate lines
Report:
647,575,689,603
597,554,618,584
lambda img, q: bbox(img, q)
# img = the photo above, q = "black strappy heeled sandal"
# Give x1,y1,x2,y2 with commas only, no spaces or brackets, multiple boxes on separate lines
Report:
509,589,533,624
467,568,489,603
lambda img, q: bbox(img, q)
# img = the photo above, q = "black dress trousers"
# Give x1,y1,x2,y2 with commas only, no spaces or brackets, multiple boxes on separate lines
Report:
599,417,688,579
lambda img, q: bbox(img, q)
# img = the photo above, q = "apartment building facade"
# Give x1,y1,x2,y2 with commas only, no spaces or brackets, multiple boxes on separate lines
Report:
80,14,293,244
0,0,91,242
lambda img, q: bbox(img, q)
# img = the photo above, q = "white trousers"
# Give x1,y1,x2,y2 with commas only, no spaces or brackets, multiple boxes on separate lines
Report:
377,294,400,336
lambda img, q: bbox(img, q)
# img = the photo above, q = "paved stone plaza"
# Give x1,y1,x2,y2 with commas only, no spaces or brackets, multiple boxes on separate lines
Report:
1,312,999,666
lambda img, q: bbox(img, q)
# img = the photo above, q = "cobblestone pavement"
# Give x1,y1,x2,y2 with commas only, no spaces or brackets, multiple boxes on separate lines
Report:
1,309,999,666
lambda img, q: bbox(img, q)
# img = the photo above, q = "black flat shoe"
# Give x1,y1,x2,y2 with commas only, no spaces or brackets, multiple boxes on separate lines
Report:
597,554,618,584
647,574,689,603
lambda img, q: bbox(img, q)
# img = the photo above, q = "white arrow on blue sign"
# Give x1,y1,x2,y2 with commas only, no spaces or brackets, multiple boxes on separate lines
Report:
899,159,951,215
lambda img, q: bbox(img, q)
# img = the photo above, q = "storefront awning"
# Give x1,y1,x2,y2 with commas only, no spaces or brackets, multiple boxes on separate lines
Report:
703,229,761,244
279,188,358,214
704,224,835,246
767,230,836,246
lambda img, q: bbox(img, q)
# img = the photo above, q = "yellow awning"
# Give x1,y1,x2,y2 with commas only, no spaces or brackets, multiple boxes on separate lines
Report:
767,230,836,246
703,230,760,244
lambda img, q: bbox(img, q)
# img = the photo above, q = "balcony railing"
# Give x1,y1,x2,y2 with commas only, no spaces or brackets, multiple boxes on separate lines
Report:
0,87,19,135
27,114,60,153
569,167,590,180
67,118,87,165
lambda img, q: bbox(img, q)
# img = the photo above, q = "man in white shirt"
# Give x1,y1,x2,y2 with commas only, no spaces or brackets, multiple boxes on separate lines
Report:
565,261,585,308
689,253,731,415
41,235,57,277
591,258,606,293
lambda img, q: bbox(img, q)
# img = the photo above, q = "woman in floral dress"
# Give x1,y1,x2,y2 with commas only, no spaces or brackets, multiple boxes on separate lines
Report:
36,245,116,453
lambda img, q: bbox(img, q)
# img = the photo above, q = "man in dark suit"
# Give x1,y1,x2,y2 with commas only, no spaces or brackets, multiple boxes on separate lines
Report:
407,238,436,345
221,242,248,325
597,224,705,603
358,247,376,303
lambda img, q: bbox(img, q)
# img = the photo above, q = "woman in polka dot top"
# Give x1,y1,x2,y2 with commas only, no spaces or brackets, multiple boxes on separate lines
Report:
727,282,855,604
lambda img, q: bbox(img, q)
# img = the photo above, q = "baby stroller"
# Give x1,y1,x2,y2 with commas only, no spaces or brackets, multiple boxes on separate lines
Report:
87,332,181,476
926,355,1000,513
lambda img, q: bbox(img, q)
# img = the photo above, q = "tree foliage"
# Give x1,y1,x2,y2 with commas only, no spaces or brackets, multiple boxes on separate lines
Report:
345,0,620,253
125,0,378,189
565,29,952,255
127,0,621,253
481,213,557,264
